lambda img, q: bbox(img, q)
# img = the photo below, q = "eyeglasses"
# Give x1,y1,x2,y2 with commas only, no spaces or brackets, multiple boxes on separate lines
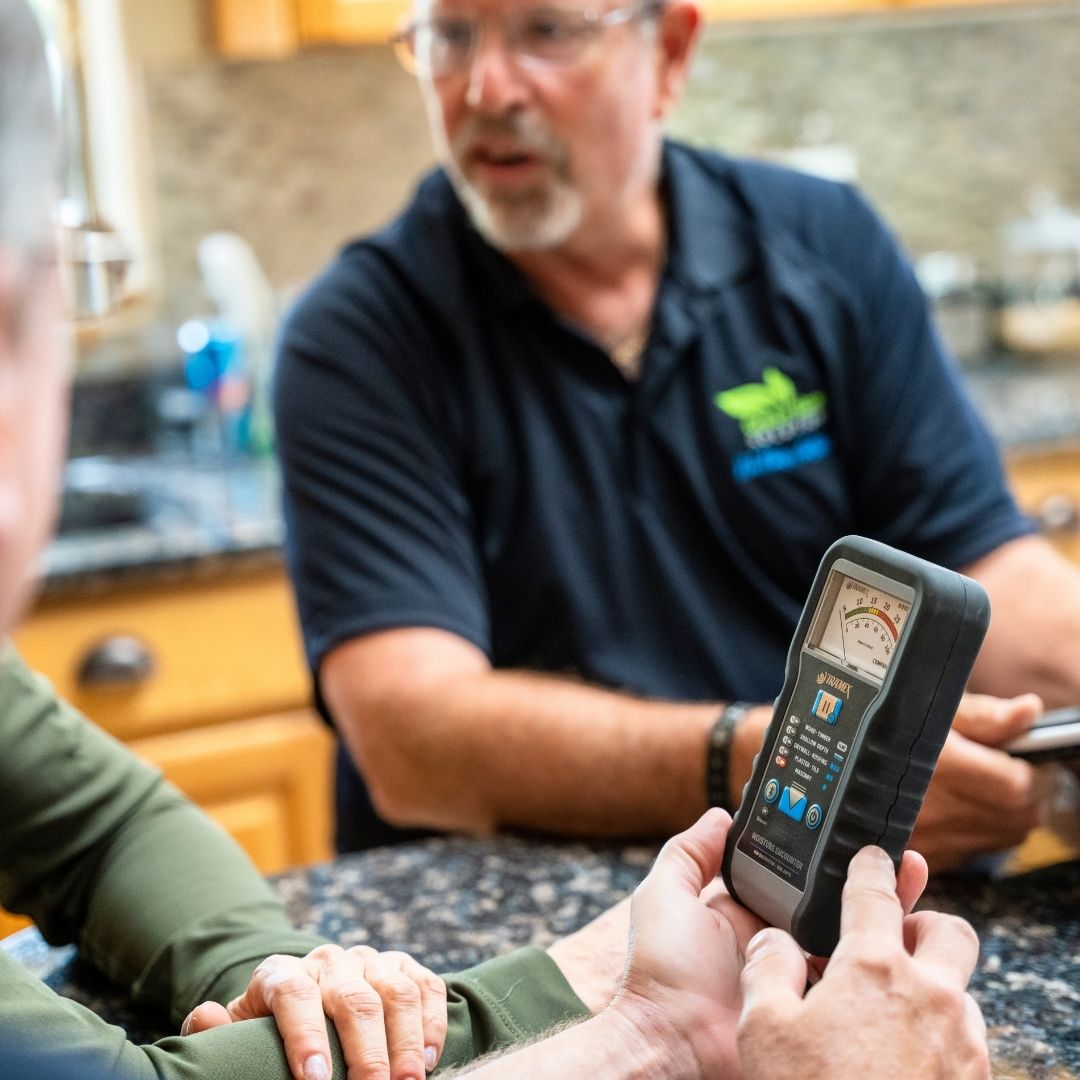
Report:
392,0,664,79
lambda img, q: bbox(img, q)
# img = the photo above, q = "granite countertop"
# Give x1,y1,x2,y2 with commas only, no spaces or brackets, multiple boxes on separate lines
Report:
39,454,285,593
5,836,1079,1077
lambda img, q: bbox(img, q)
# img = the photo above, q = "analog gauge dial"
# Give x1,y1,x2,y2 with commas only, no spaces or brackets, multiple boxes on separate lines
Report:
812,573,911,680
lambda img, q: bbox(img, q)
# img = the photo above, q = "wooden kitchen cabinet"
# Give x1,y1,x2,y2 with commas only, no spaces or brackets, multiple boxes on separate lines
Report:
1005,446,1080,566
1002,446,1080,875
212,0,1068,54
2,563,333,938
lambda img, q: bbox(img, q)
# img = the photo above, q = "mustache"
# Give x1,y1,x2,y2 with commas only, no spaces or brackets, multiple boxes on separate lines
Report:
451,111,569,170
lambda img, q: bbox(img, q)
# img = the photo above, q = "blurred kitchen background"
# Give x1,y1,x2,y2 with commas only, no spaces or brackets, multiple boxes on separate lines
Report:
81,1,1080,350
4,0,1079,938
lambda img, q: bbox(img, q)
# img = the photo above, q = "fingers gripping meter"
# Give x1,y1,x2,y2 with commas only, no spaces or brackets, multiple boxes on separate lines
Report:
721,536,991,956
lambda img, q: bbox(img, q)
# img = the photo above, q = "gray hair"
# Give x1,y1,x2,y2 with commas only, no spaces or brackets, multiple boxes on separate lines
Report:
0,0,56,259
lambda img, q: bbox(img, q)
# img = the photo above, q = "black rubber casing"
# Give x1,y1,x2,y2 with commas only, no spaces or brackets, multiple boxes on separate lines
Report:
721,535,991,956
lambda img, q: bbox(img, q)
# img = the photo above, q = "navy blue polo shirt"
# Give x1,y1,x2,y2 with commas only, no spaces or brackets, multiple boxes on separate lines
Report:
275,141,1031,846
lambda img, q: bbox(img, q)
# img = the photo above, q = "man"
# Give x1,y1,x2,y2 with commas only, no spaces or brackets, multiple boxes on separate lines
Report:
0,2,990,1078
276,0,1076,866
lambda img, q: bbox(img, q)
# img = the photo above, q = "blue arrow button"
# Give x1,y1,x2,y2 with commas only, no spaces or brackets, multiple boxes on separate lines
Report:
778,784,807,822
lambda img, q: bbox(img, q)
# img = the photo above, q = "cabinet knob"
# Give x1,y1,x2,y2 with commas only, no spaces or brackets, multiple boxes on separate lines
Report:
77,635,156,688
1033,493,1080,537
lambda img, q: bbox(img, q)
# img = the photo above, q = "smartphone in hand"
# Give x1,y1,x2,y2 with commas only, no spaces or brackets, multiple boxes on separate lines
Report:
1004,707,1080,763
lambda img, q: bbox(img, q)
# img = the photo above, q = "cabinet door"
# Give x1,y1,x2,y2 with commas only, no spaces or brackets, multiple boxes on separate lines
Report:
214,0,1070,53
1006,449,1080,566
12,567,311,744
702,0,888,20
213,0,301,57
133,710,334,874
298,0,408,44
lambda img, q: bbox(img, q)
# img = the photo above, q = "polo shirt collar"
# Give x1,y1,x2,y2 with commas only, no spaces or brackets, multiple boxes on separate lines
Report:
452,139,756,311
660,140,756,293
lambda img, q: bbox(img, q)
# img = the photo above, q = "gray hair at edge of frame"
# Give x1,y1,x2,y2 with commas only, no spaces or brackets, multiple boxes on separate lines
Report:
0,0,56,261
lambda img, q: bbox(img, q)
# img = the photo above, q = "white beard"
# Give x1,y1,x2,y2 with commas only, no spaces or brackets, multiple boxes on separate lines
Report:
426,101,584,252
446,160,584,252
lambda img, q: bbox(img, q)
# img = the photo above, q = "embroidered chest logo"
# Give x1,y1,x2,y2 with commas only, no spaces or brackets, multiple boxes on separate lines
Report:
714,367,833,482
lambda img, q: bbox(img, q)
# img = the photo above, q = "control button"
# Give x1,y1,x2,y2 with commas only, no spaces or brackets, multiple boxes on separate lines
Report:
813,690,843,725
778,784,807,822
806,803,823,830
763,779,780,804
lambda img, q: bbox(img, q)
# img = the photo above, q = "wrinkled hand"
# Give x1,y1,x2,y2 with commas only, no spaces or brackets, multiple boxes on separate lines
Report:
738,846,989,1079
181,944,448,1080
610,809,766,1078
912,692,1055,871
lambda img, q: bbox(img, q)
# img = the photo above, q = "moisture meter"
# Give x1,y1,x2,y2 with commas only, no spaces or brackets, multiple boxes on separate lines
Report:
721,535,991,956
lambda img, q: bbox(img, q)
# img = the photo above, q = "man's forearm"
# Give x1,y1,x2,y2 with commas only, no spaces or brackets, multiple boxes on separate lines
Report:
447,1003,698,1080
323,629,771,837
349,665,716,835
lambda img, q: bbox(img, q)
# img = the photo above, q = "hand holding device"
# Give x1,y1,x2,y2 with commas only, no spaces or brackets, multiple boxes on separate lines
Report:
722,536,991,955
737,847,990,1080
1004,706,1080,763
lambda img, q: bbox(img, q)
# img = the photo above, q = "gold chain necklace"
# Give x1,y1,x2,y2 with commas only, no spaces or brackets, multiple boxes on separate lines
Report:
609,324,649,380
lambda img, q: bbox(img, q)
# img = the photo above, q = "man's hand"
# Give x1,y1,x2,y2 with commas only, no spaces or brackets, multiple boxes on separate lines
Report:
607,809,766,1077
607,809,932,1078
738,846,990,1079
180,944,448,1080
912,692,1056,870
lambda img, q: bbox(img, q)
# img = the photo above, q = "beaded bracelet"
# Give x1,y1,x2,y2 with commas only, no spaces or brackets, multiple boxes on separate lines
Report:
705,701,754,811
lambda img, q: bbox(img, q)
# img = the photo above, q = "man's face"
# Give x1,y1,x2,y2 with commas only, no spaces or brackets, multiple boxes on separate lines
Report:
0,243,71,631
416,0,672,252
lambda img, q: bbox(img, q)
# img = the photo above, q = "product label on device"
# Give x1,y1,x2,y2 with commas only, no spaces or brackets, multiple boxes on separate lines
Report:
735,662,880,890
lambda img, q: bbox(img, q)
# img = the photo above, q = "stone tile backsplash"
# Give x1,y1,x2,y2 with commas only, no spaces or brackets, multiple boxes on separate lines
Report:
138,2,1080,327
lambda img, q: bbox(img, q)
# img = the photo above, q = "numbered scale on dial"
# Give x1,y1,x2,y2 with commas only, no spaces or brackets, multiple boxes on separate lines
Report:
813,576,912,680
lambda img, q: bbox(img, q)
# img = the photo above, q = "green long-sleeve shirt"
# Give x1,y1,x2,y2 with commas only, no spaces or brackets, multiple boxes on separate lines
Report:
0,645,587,1078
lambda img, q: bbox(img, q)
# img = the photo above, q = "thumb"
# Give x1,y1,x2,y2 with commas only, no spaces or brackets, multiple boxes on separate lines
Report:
952,692,1042,746
740,928,808,1012
645,807,733,901
181,1001,233,1037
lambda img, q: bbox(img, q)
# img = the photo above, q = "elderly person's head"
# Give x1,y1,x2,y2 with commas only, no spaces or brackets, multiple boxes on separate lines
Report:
0,0,68,631
394,0,700,252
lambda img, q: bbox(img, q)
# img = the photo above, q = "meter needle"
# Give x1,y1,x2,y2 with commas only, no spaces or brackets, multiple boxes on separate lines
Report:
837,609,848,662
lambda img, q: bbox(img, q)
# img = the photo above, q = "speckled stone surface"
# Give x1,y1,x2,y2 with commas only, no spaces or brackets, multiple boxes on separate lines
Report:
5,837,1078,1077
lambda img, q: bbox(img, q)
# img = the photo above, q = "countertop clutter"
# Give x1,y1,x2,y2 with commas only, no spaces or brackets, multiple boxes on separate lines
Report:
5,835,1079,1077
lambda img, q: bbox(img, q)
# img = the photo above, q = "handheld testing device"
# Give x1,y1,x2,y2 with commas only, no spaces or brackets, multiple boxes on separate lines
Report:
721,535,991,956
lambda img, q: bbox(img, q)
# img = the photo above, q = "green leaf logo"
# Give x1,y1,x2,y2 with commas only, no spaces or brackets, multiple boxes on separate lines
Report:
715,367,796,420
714,367,826,444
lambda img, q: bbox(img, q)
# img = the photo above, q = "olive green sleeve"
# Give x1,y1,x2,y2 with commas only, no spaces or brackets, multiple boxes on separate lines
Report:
2,947,587,1079
0,643,588,1078
438,948,590,1070
0,642,326,1022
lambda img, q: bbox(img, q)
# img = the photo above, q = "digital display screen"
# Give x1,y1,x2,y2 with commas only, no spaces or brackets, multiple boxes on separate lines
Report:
809,571,912,682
